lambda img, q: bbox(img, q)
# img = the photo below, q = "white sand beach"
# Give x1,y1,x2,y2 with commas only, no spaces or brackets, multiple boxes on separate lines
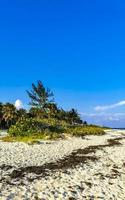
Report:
0,129,125,199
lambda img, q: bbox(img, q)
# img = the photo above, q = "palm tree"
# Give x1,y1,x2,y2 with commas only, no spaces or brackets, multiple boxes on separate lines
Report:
67,109,81,125
56,108,67,121
26,80,54,111
2,103,17,128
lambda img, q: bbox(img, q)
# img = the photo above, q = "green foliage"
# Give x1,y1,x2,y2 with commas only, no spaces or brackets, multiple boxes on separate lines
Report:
66,125,105,136
8,118,66,137
8,116,105,140
26,80,54,110
17,109,27,118
55,108,83,124
1,103,17,128
8,118,39,136
0,103,27,129
0,80,107,141
1,133,61,143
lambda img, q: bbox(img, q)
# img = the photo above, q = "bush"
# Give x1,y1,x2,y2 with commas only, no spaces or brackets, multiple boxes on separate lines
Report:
66,125,105,136
8,117,65,137
9,118,40,136
8,117,105,141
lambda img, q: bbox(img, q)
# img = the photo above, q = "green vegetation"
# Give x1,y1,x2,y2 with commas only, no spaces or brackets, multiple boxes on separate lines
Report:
8,118,65,137
66,125,105,136
0,80,105,142
26,80,54,110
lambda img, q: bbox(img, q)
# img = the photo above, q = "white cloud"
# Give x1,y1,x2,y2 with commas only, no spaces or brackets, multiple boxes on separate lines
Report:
107,116,119,121
94,100,125,111
80,111,125,127
15,99,23,110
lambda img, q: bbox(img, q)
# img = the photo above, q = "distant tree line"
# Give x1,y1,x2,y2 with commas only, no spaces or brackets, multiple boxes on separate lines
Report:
0,81,86,129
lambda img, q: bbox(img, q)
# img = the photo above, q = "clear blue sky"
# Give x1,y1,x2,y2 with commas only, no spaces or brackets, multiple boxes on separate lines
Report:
0,0,125,127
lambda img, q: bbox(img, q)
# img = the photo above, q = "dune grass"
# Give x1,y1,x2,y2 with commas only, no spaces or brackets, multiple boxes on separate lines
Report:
67,126,105,137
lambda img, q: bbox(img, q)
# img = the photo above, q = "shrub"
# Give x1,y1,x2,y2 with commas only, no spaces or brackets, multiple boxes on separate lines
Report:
9,118,40,136
66,125,105,136
8,117,65,137
8,117,105,141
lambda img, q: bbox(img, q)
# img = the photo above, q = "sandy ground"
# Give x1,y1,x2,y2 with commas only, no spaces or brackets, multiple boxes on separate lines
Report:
0,129,125,199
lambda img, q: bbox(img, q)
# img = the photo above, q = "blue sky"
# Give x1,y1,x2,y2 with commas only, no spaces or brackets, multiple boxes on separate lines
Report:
0,0,125,127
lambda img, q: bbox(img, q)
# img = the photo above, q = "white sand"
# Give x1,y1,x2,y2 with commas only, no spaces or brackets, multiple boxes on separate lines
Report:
0,129,125,199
